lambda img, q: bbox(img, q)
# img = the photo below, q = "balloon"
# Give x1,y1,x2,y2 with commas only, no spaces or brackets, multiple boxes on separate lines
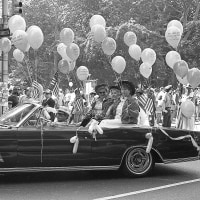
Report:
173,60,188,78
128,44,142,61
167,20,183,35
124,31,137,46
57,43,67,58
176,75,188,85
140,63,152,78
91,24,106,43
90,15,106,28
66,43,80,60
1,38,11,53
60,28,74,45
111,56,126,74
26,25,40,35
8,15,26,33
12,30,29,52
165,26,181,48
76,66,89,81
165,51,181,68
69,82,73,87
58,59,70,74
181,100,195,118
141,48,156,66
101,37,116,55
187,68,200,88
27,26,44,49
13,49,24,62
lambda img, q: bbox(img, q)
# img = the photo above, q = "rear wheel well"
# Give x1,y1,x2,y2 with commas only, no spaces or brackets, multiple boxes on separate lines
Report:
120,147,163,168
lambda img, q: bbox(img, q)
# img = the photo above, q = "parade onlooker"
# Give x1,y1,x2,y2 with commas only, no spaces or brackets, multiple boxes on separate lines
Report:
19,87,34,104
162,85,173,128
8,87,19,109
70,88,85,124
42,89,56,121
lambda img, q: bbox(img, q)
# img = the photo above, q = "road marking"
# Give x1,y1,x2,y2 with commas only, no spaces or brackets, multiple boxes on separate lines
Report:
94,178,200,200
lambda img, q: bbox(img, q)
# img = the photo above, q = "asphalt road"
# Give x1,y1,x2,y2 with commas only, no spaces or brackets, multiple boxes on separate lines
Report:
0,160,199,200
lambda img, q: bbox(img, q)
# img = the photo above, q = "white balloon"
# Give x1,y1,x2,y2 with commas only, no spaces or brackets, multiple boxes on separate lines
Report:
165,51,181,68
90,15,106,28
57,43,73,62
1,38,11,53
27,26,44,49
13,49,24,62
12,30,29,52
167,20,183,35
8,15,26,33
60,28,74,45
91,24,106,43
140,63,152,78
124,31,137,46
128,44,142,61
76,66,89,81
111,56,126,74
141,48,156,66
165,26,181,49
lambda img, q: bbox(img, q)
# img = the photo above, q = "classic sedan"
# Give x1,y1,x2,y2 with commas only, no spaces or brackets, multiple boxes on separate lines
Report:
0,103,199,177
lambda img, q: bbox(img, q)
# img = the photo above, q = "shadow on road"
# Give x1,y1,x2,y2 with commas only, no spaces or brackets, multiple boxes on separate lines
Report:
0,163,197,184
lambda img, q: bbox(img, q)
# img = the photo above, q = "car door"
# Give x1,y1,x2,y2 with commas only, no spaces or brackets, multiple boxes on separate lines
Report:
16,107,43,167
17,126,42,167
42,126,93,167
0,128,17,167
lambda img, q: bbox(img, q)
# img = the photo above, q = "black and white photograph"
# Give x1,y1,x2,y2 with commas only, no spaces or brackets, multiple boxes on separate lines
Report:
0,0,200,199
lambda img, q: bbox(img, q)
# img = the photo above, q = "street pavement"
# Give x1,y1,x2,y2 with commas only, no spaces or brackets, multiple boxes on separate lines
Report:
0,160,199,200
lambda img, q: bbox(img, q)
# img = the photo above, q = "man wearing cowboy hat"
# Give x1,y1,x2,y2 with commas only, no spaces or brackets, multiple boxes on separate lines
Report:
162,85,173,127
50,106,70,127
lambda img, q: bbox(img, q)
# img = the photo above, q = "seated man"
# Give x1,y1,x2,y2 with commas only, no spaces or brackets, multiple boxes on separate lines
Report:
50,106,70,127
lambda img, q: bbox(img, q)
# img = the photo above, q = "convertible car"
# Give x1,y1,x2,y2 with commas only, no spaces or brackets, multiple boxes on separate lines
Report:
0,103,199,177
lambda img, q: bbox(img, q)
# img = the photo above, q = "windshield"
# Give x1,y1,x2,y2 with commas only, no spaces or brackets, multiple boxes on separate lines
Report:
0,104,36,126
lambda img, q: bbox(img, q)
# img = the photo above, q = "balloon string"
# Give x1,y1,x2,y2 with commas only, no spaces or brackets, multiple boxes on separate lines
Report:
34,50,38,82
24,53,33,85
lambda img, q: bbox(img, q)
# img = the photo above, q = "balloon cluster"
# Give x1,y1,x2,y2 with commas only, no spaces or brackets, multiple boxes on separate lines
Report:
124,30,156,79
57,28,80,75
0,15,44,63
57,28,88,81
165,20,200,88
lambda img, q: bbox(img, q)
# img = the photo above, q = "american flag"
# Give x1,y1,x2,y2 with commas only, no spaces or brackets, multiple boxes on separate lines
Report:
138,93,154,114
49,71,59,98
32,80,43,100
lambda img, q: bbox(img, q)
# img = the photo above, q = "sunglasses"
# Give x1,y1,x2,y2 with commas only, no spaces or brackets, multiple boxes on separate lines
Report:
99,91,106,94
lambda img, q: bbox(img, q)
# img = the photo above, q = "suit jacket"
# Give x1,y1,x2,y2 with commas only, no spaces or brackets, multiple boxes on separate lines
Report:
106,96,139,124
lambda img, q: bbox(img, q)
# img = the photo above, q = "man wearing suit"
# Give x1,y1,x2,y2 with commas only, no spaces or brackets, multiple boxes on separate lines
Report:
42,89,56,121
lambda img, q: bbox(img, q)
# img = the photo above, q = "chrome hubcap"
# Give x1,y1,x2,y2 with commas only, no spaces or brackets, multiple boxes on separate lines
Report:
126,148,151,174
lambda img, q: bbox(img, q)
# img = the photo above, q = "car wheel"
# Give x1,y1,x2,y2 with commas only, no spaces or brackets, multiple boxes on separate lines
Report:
123,147,154,177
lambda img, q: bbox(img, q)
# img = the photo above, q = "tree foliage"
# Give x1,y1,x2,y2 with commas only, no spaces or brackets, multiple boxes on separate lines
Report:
9,0,200,89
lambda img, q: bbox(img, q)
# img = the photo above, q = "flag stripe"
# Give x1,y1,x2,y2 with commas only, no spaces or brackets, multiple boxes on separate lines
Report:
49,71,59,98
32,80,43,100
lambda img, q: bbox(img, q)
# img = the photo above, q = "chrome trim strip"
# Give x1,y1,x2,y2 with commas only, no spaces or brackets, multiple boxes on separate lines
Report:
163,156,200,164
0,165,120,173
